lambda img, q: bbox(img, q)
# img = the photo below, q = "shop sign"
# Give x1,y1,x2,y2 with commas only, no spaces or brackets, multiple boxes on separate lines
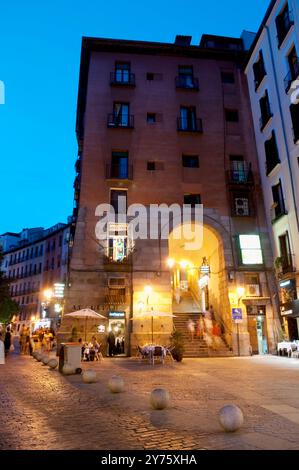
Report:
232,308,243,323
109,311,125,319
281,309,293,316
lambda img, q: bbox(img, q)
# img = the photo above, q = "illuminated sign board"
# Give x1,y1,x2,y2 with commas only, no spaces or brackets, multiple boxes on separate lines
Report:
109,311,125,319
54,283,65,298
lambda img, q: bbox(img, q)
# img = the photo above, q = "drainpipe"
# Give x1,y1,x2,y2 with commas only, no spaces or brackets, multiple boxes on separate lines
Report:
263,23,299,231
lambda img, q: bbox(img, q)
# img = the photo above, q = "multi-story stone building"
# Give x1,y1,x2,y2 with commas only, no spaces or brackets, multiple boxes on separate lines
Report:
0,223,71,331
64,33,281,356
244,0,299,341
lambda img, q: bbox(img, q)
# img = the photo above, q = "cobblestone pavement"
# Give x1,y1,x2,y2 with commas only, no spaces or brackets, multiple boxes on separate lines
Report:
1,353,299,450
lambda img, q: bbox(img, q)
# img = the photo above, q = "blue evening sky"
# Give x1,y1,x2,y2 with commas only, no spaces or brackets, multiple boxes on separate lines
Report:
0,0,270,234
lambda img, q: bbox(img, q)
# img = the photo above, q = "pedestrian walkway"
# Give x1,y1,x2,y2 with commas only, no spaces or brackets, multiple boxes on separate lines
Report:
1,354,299,449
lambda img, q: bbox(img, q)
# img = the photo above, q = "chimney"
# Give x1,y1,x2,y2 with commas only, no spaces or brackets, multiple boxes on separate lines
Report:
174,35,192,47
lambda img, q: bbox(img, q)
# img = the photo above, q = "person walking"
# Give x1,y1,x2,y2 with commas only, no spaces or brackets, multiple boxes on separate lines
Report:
107,330,116,357
0,333,5,364
187,318,195,342
4,327,11,356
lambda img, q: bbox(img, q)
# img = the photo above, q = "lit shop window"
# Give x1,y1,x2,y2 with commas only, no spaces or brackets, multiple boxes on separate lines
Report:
239,235,263,265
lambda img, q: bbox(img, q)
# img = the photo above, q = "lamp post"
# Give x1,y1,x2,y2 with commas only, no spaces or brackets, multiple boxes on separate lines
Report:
144,285,154,343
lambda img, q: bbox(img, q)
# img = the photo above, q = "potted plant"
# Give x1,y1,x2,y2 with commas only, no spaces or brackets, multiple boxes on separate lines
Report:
170,330,184,362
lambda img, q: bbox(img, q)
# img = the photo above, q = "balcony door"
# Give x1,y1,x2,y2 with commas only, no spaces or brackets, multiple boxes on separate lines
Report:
111,152,128,179
180,106,196,130
113,103,129,127
115,62,130,83
178,66,194,88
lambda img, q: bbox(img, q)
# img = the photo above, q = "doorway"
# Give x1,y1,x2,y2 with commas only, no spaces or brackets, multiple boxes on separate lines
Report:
108,318,126,355
247,307,268,354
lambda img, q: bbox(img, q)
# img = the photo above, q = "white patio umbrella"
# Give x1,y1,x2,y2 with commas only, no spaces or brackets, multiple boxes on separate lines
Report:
132,310,176,344
64,308,107,341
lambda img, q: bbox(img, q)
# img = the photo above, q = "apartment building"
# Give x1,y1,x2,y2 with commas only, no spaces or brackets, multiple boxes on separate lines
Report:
63,34,280,356
0,223,71,331
244,0,299,341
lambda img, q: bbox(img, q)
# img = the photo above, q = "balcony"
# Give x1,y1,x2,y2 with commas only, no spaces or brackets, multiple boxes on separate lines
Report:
254,65,267,91
103,253,132,272
284,59,299,93
175,76,199,91
73,176,80,190
277,10,294,48
75,157,81,173
227,163,254,185
260,111,273,132
110,72,135,87
271,203,288,223
177,117,203,133
107,114,134,129
105,163,133,180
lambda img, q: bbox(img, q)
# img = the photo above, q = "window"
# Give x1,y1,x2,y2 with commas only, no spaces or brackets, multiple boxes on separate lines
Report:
182,155,199,168
259,90,273,131
39,245,43,256
115,62,130,83
35,246,38,257
59,235,63,247
51,240,56,251
225,109,239,122
110,189,127,214
239,235,263,265
276,4,294,47
279,231,293,272
264,131,280,175
108,102,131,128
51,258,55,270
272,179,286,220
147,161,164,171
285,45,299,92
221,71,235,84
184,194,201,207
290,103,299,143
178,106,201,131
245,274,261,297
107,223,131,262
147,113,156,123
253,51,266,90
176,66,198,89
110,151,129,179
39,263,42,274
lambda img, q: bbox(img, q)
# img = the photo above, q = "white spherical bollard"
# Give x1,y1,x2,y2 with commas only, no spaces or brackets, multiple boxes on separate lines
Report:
42,356,50,365
62,364,75,375
218,405,244,432
82,370,97,383
150,388,170,410
108,375,124,393
48,358,58,369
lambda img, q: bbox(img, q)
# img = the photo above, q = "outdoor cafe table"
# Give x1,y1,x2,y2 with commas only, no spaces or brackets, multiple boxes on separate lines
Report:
140,345,167,364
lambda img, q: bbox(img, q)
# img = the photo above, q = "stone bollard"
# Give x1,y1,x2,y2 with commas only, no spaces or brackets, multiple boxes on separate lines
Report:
218,405,244,432
35,353,42,362
108,375,124,393
82,370,97,383
150,388,170,410
42,356,50,365
48,359,58,370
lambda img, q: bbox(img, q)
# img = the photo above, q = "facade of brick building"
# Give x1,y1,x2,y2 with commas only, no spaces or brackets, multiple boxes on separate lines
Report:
64,34,281,356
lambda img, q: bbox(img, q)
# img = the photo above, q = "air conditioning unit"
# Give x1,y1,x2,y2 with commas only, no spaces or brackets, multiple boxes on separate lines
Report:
235,198,249,216
246,284,261,297
108,277,127,288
